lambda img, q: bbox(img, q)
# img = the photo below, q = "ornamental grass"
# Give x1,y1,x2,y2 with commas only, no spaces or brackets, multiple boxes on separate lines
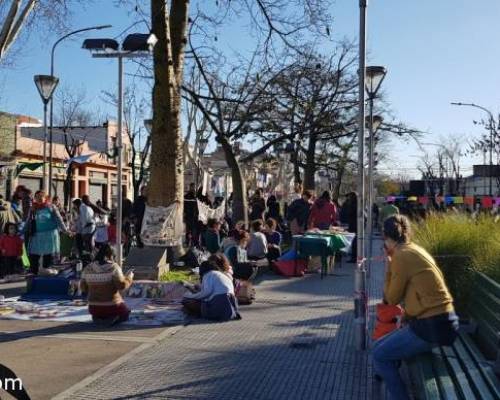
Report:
412,213,500,312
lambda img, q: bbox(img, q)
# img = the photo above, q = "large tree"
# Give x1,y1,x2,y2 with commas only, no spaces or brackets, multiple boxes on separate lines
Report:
146,0,332,211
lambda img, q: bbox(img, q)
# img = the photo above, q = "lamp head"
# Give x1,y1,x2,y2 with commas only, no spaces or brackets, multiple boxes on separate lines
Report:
34,75,59,104
82,38,119,52
144,119,153,134
123,33,157,52
365,66,387,98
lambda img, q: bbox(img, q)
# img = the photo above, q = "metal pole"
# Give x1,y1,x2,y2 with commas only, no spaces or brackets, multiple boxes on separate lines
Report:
48,60,55,197
355,0,368,352
367,97,374,274
43,102,48,192
490,120,493,196
116,55,124,266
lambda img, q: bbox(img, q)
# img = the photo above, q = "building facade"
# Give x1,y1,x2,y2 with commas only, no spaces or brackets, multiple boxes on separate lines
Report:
0,112,132,208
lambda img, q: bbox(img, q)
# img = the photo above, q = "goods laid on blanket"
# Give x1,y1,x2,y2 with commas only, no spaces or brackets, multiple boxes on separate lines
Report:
0,280,188,326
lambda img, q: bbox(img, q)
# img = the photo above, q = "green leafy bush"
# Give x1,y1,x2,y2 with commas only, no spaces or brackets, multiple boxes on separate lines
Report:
412,213,500,312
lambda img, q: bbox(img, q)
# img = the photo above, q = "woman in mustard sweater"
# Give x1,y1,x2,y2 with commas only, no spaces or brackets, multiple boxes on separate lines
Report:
372,215,458,400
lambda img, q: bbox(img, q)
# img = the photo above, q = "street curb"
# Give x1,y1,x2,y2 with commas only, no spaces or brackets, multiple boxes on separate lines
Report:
51,323,186,400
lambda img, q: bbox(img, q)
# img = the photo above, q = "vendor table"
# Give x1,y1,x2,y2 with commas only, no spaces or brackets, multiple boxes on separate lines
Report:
293,231,355,279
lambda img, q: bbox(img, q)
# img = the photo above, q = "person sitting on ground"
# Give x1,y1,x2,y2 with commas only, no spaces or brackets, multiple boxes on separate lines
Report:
264,218,282,261
80,244,134,325
247,219,268,260
308,190,337,230
182,254,240,321
0,223,23,277
202,218,222,254
224,230,257,281
221,222,244,253
372,215,458,400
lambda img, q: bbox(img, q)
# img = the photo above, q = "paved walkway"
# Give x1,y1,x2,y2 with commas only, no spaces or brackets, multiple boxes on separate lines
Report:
56,252,385,400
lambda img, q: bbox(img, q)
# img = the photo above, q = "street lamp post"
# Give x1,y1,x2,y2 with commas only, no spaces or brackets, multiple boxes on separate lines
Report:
34,75,59,192
48,25,112,197
451,102,496,196
83,32,157,266
365,113,383,276
355,0,368,352
365,65,386,276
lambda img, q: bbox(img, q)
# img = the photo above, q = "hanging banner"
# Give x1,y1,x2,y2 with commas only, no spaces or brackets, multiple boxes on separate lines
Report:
65,153,96,171
15,162,44,177
197,200,225,224
495,197,500,207
481,197,494,209
453,196,464,204
140,203,183,247
407,196,417,202
418,196,428,205
464,196,475,206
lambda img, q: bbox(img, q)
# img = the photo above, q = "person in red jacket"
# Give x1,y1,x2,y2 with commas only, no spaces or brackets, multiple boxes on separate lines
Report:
0,223,23,277
308,191,337,230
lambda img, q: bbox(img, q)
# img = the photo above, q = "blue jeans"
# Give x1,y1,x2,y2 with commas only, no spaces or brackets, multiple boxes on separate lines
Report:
372,326,435,400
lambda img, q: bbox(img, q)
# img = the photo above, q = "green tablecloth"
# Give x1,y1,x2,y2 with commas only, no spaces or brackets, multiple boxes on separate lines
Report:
304,231,354,253
292,232,355,279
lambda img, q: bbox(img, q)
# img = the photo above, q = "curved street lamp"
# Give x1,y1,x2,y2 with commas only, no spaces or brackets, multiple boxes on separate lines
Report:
451,101,496,196
34,75,59,191
48,24,112,197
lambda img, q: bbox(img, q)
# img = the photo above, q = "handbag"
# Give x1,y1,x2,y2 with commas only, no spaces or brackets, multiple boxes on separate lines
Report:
236,281,256,305
372,303,403,340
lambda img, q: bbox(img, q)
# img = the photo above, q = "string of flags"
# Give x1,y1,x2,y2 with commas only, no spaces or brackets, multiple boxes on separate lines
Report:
385,195,500,208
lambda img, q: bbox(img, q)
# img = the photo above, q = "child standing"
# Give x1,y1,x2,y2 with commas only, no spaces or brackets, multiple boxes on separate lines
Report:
0,223,23,277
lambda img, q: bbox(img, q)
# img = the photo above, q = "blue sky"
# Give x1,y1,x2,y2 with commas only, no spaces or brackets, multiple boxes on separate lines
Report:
2,0,500,177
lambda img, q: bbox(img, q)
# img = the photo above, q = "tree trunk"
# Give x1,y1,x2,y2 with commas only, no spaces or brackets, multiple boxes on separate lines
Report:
63,165,74,210
303,134,317,191
333,167,345,201
218,136,248,226
148,0,189,208
291,147,302,185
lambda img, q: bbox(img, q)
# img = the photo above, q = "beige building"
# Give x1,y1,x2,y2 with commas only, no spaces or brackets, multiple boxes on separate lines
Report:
0,112,132,207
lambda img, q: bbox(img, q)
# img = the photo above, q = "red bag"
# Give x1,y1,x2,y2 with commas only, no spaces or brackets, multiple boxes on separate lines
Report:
273,259,307,277
372,303,403,340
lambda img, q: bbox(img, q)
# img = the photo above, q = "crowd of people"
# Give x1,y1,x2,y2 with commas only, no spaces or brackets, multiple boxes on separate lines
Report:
0,185,146,279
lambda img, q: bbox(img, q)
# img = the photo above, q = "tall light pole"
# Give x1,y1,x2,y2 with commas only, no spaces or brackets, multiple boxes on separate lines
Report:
365,112,383,275
83,33,157,266
48,25,112,197
451,102,496,196
355,0,368,352
34,75,59,192
365,65,386,276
